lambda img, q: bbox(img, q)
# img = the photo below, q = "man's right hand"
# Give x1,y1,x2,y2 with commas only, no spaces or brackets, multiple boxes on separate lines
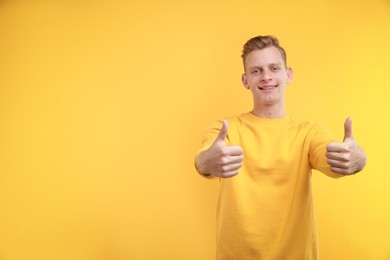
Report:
196,120,244,178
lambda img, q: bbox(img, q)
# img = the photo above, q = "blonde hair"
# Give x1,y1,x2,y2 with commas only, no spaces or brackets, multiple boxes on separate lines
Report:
241,35,287,68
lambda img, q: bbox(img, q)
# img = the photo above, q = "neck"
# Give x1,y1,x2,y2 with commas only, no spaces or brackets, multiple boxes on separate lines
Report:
251,103,286,119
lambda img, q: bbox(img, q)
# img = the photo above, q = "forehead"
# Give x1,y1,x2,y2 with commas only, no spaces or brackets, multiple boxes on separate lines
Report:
245,46,284,67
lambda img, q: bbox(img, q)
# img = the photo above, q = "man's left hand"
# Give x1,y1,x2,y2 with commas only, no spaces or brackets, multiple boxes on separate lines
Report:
326,117,367,175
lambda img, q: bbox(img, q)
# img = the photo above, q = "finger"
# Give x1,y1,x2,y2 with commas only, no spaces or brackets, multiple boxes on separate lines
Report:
330,166,354,175
221,169,240,178
326,151,343,160
227,155,244,164
343,117,354,142
326,151,339,160
326,151,350,162
327,158,349,169
221,162,243,173
225,145,243,156
326,143,349,152
215,120,228,142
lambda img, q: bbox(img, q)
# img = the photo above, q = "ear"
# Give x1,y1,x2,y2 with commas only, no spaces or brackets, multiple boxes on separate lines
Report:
241,73,250,89
286,67,293,84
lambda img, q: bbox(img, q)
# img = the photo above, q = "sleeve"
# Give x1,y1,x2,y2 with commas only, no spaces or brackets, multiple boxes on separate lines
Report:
308,122,345,179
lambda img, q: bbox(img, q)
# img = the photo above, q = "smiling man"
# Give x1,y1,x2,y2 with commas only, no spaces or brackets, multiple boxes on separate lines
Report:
195,35,367,259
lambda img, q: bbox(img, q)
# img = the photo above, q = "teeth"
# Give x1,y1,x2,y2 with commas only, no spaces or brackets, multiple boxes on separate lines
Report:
260,85,277,90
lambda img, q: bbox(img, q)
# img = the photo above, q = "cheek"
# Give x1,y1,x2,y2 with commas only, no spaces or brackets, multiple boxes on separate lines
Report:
278,75,289,84
247,80,257,89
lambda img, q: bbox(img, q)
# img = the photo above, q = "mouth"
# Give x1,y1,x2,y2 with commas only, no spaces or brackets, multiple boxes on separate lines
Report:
259,85,278,91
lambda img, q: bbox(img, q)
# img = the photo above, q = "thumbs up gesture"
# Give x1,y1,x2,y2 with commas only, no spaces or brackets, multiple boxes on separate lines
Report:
326,117,367,175
196,120,244,178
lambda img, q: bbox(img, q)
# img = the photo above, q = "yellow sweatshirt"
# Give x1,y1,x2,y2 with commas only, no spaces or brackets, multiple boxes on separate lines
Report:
196,112,343,260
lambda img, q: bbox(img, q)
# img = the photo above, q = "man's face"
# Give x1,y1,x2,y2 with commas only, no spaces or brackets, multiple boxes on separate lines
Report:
242,46,293,107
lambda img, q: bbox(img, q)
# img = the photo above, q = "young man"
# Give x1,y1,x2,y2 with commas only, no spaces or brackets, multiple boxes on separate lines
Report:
195,35,367,259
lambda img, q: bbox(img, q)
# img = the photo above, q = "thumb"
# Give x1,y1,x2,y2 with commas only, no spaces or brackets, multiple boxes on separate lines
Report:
215,119,228,143
343,117,354,142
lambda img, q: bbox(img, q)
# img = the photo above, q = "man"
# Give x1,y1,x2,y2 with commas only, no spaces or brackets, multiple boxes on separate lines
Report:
195,35,367,259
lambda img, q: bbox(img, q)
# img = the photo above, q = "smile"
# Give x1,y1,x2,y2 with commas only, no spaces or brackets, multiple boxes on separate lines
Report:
259,85,278,90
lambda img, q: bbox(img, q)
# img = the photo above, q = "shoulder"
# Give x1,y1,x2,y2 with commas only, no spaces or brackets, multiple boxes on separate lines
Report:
202,114,244,136
223,113,248,128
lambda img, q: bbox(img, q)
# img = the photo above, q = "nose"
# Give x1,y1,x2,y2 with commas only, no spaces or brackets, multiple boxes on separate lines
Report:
260,70,272,82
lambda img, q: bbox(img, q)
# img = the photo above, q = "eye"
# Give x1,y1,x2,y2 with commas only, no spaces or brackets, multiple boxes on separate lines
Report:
271,66,281,71
251,69,260,75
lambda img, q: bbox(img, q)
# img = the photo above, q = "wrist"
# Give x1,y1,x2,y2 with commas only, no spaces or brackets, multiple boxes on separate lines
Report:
195,152,214,177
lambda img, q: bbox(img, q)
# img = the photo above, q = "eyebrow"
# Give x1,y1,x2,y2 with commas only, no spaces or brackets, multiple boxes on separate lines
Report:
248,63,283,70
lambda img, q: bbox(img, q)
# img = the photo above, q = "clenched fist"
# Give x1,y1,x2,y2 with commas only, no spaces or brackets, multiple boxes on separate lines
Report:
196,120,244,178
326,117,367,175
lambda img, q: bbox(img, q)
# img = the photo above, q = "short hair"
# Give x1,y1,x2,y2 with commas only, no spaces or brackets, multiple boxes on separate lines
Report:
241,35,287,68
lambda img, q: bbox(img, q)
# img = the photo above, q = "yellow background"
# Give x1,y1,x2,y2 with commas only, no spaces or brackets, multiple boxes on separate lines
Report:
0,0,389,259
